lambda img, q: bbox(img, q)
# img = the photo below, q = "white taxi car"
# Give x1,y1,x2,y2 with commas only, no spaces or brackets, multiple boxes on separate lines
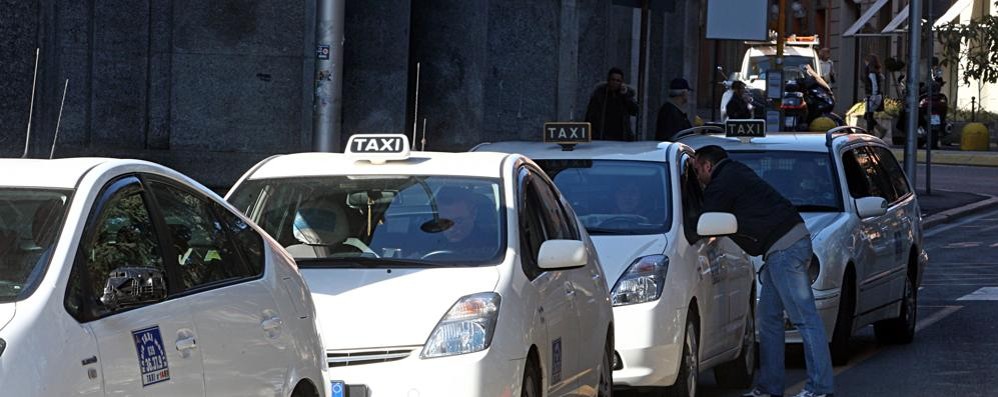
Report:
0,158,326,396
684,125,927,365
226,134,614,397
475,125,756,396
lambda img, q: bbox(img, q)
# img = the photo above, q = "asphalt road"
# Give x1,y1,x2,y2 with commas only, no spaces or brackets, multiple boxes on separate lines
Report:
914,163,998,197
695,207,998,397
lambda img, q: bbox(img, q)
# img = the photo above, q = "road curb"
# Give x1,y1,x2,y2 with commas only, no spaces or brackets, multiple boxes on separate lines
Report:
923,194,998,229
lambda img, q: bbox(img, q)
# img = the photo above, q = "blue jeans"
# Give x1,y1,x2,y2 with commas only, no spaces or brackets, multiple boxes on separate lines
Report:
756,237,834,395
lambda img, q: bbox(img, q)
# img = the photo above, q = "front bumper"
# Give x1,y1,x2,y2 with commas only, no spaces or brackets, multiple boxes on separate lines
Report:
611,301,685,387
323,346,523,397
784,287,839,343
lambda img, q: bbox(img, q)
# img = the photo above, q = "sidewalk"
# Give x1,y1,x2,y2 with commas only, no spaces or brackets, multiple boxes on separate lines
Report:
890,146,998,167
917,189,998,228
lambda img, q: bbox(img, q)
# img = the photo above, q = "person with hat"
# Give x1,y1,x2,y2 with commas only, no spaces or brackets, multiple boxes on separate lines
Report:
726,80,753,120
655,78,694,141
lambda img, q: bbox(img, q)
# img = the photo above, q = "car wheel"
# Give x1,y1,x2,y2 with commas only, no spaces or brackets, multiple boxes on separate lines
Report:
598,335,613,397
830,273,854,366
664,318,699,397
874,273,917,344
521,356,541,397
714,299,755,388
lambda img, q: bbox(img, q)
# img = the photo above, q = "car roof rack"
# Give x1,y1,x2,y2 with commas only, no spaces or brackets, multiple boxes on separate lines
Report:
674,125,725,141
825,125,869,147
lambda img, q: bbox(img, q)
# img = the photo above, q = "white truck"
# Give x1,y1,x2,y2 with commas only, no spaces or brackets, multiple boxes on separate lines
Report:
720,35,822,120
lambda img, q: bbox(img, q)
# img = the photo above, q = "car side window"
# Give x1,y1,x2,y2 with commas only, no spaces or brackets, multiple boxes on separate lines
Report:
530,172,577,240
870,146,912,200
65,177,166,322
149,181,256,291
213,202,266,276
680,153,703,245
518,168,548,280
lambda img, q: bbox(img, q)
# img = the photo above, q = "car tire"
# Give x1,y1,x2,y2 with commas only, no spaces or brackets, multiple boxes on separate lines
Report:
714,299,756,388
874,273,917,344
598,334,613,397
664,318,699,397
521,356,542,397
830,272,854,366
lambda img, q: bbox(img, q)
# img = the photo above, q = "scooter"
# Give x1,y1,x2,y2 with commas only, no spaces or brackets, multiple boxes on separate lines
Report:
894,77,951,148
780,74,843,131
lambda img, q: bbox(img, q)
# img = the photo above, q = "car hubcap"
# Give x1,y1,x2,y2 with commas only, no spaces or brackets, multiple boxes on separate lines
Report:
744,315,755,372
599,349,612,396
686,325,698,397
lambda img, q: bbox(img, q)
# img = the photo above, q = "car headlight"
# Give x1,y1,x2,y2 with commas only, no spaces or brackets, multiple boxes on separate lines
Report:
611,255,669,306
420,292,500,359
808,255,821,285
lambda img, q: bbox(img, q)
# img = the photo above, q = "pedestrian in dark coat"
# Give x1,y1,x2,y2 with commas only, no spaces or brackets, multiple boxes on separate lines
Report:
655,78,694,141
585,67,639,141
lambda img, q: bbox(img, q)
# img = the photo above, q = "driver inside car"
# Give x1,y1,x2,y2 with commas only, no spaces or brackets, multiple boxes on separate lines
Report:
431,186,498,260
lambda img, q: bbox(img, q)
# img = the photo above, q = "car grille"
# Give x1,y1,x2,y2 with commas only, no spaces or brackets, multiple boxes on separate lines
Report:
327,347,417,367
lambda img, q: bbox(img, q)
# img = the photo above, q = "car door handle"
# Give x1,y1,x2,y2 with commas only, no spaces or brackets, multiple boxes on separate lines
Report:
592,273,601,281
175,336,197,352
262,317,283,331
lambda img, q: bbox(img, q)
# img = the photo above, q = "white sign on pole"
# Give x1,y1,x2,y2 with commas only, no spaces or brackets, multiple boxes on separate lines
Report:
706,0,769,41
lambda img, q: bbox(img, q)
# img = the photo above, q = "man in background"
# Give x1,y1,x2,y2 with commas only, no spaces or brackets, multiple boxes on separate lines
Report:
585,67,639,141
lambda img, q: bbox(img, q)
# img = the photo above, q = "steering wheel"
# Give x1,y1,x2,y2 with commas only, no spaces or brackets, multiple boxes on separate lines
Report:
598,215,648,229
420,250,457,260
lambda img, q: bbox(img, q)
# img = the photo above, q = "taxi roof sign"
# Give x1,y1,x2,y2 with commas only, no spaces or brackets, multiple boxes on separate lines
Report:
544,122,591,151
724,119,766,140
345,134,411,164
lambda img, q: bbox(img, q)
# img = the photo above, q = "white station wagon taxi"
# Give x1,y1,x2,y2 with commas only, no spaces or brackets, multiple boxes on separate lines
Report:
683,125,927,365
475,123,756,396
226,134,615,397
0,158,326,397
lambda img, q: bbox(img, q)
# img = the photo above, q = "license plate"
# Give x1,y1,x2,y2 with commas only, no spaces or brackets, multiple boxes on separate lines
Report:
930,115,941,125
331,381,369,397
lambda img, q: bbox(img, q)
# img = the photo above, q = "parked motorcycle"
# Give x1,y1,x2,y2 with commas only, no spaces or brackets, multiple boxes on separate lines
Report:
780,73,843,131
894,78,950,148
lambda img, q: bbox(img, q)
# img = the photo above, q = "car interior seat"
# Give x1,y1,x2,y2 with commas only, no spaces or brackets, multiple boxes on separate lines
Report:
286,200,360,258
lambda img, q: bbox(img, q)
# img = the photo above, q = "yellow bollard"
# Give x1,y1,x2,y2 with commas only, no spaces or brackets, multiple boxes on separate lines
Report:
961,122,990,151
809,116,837,133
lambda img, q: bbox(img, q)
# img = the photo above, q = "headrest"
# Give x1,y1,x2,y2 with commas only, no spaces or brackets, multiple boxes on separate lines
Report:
293,203,349,245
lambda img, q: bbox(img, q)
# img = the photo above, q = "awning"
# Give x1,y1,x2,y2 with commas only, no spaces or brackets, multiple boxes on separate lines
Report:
882,5,909,34
934,0,973,27
843,0,891,37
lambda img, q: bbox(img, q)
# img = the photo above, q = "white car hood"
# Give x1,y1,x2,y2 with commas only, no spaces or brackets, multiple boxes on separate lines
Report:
0,303,13,331
801,212,842,238
303,266,499,350
590,235,667,287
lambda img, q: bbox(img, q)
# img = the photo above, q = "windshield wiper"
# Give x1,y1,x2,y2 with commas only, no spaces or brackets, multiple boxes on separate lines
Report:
795,204,840,212
585,227,632,235
295,256,449,269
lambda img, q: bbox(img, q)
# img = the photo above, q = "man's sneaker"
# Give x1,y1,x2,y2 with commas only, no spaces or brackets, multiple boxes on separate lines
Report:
790,390,833,397
742,388,782,397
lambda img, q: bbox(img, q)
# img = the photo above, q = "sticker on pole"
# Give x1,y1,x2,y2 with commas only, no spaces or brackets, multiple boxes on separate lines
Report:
132,326,170,387
317,44,331,60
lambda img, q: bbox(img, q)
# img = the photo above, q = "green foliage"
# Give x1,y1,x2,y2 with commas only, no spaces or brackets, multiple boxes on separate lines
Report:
936,2,998,87
846,97,903,119
949,106,998,123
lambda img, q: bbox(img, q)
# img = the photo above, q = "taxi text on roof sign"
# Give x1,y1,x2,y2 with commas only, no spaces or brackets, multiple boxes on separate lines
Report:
544,122,591,144
346,134,411,163
724,119,766,139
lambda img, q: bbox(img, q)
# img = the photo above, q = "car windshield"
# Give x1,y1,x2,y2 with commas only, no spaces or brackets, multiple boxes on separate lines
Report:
749,55,811,80
534,160,671,235
0,189,71,303
727,151,843,212
228,176,505,267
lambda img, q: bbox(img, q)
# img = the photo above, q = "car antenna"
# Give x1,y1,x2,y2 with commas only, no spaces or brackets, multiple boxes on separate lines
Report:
50,79,69,159
412,61,421,144
22,48,40,159
420,117,427,151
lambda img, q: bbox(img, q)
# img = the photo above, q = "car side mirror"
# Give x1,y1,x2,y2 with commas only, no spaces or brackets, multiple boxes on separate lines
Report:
537,240,588,270
697,212,738,236
100,267,167,310
855,196,888,218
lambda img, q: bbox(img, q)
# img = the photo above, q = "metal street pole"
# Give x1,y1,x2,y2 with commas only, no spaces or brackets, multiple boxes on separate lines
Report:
904,0,922,188
925,0,934,195
313,0,345,152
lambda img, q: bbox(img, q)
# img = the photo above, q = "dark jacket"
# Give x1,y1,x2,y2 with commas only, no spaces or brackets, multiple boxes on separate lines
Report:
655,101,692,141
726,94,752,119
585,83,638,141
700,159,804,256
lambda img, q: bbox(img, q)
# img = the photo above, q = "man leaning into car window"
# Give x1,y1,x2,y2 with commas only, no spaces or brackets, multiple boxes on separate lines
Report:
694,145,834,397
